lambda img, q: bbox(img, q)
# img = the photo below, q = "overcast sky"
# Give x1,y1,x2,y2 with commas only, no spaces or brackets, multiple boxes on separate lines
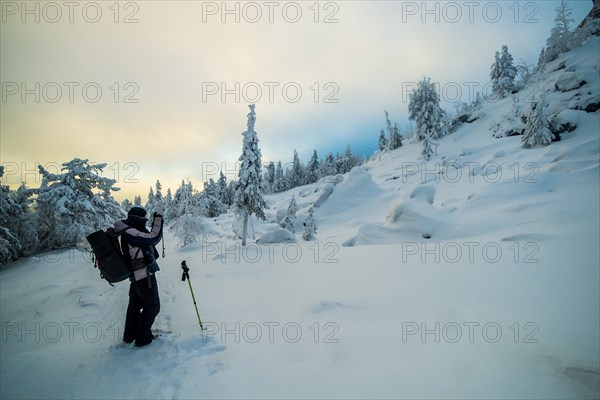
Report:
1,0,593,201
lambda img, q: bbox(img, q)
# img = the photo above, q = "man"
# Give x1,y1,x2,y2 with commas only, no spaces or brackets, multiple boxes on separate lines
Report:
114,207,164,347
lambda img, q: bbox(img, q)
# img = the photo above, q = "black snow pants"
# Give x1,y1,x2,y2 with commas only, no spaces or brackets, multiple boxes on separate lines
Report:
123,274,160,346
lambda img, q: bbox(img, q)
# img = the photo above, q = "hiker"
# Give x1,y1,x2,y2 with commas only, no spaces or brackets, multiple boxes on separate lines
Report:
114,207,164,347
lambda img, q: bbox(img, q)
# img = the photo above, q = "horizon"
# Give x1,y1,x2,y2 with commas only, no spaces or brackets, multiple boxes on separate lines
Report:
1,0,594,201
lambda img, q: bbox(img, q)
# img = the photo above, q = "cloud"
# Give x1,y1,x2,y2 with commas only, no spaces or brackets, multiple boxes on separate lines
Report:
1,1,593,200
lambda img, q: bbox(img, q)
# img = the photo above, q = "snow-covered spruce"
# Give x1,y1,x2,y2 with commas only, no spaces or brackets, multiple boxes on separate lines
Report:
263,161,275,194
171,179,197,220
384,110,403,151
490,45,518,99
522,95,554,148
233,104,266,246
302,206,317,241
171,213,204,248
199,178,227,218
36,158,124,250
307,149,320,184
378,129,387,152
408,77,447,141
280,195,298,232
288,149,305,188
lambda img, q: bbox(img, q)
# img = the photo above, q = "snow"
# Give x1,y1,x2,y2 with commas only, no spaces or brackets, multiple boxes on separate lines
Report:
1,39,599,400
256,228,297,244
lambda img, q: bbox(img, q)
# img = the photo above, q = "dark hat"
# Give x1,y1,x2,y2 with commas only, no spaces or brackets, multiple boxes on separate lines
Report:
128,206,147,218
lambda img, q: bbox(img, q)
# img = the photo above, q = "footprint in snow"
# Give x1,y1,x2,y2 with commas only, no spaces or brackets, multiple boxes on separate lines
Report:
178,335,226,357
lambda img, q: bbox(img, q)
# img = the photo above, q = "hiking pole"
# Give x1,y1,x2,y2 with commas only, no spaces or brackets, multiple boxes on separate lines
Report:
181,261,204,330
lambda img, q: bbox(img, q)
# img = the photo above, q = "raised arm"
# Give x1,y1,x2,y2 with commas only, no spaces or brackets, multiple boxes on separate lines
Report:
125,215,164,247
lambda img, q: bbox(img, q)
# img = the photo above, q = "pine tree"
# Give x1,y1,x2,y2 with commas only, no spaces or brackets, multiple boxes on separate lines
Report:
490,51,502,95
307,150,320,184
0,167,23,264
408,77,447,141
384,110,394,141
121,198,133,211
545,0,574,61
280,195,298,232
200,178,227,218
341,144,360,173
378,129,387,152
216,172,230,206
490,45,517,98
173,179,196,219
303,207,317,241
264,162,276,194
289,149,305,188
388,123,403,150
522,95,553,148
145,186,156,214
36,158,124,249
133,195,142,207
321,153,337,177
12,183,38,257
153,180,165,215
233,104,266,246
164,188,175,221
421,131,437,161
536,47,547,73
171,213,203,248
273,161,286,193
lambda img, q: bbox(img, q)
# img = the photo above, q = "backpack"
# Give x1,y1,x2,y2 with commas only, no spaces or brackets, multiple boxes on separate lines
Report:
86,228,131,285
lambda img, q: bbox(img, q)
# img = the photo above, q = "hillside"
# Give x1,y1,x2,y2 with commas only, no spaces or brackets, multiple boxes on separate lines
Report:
1,39,599,399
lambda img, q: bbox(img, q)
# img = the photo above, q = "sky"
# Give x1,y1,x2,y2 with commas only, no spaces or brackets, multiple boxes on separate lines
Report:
0,0,594,201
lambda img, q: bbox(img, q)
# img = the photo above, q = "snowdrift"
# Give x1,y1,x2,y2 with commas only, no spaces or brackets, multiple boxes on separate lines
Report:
1,36,599,400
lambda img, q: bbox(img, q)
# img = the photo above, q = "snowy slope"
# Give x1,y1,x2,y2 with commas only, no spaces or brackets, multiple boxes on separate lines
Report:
1,40,599,399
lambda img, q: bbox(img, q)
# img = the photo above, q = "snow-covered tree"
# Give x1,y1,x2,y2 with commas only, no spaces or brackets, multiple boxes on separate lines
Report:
216,172,230,207
383,111,403,151
200,178,227,218
273,161,286,193
171,213,203,248
535,47,547,73
0,167,23,265
11,183,38,257
384,110,393,139
164,188,175,221
321,153,337,177
152,180,165,215
340,144,360,173
378,129,387,152
233,104,266,245
490,45,518,98
522,95,553,148
226,180,236,207
307,150,320,184
264,162,275,194
172,179,197,219
408,77,447,141
388,123,403,151
545,0,574,61
133,195,142,207
145,186,156,214
288,150,305,188
515,59,535,90
421,130,438,161
280,195,298,232
121,198,133,211
303,207,317,241
36,158,125,249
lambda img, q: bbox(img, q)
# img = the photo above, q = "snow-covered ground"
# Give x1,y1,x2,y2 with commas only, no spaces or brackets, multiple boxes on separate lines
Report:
1,40,599,399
